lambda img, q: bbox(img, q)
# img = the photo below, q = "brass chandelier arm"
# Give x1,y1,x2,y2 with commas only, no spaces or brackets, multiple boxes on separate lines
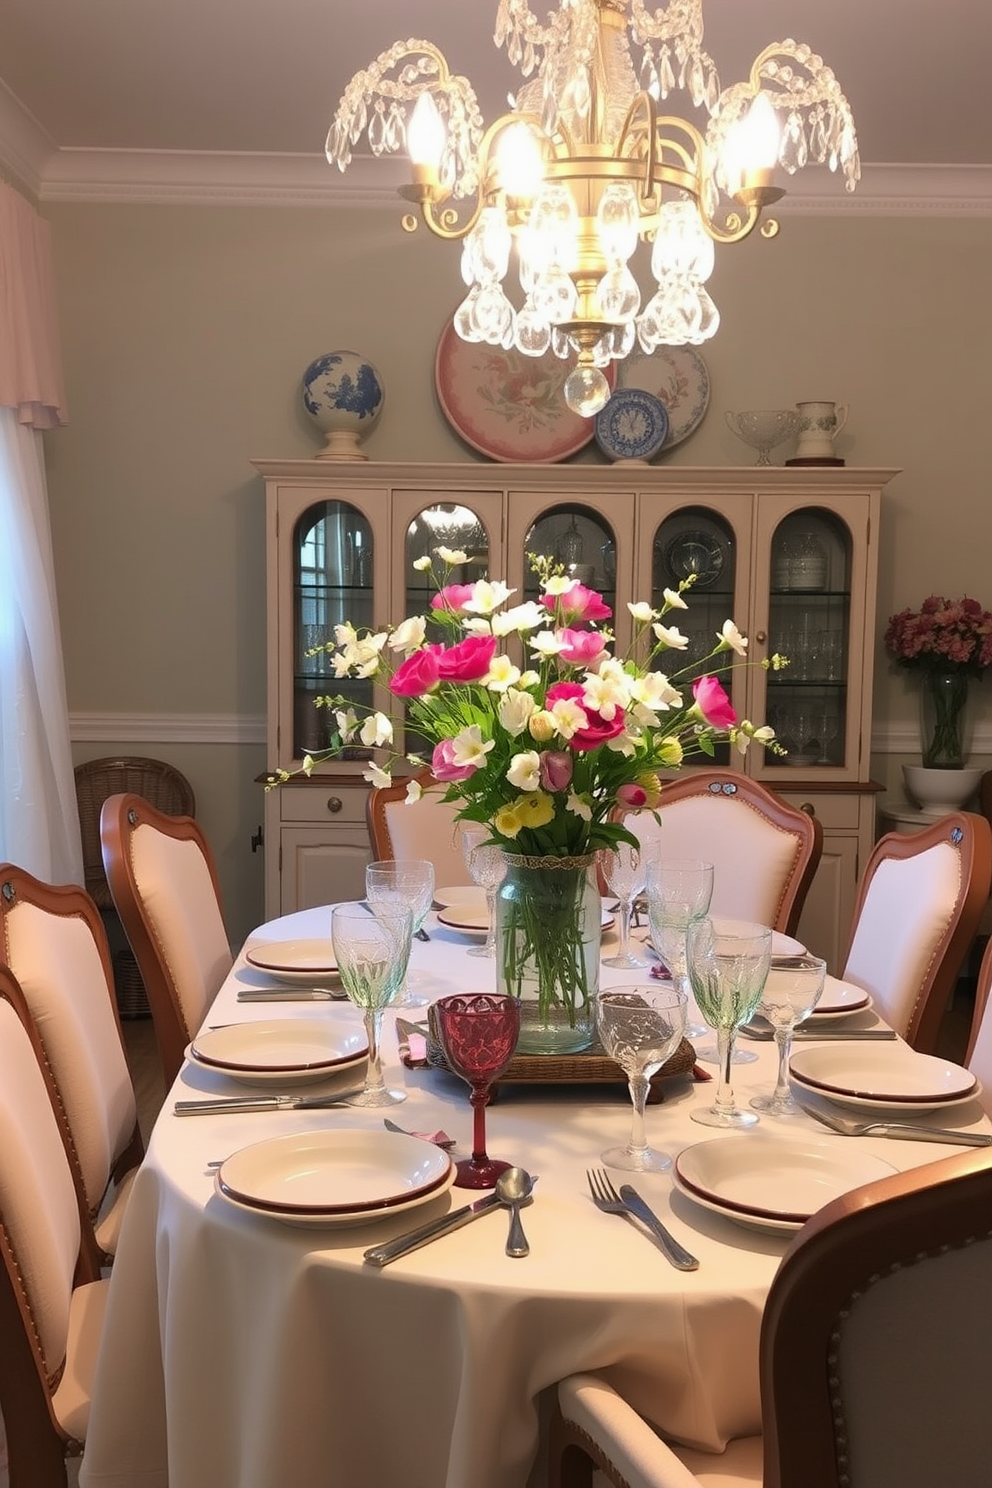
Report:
402,109,549,241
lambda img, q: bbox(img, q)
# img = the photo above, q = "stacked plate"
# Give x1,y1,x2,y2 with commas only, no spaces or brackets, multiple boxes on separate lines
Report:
788,1044,979,1114
674,1136,897,1234
186,1020,368,1087
801,975,871,1023
244,939,340,987
437,900,615,935
215,1129,455,1229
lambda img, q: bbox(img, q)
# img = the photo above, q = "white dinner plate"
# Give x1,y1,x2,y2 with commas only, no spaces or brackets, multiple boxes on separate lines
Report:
438,904,615,934
771,932,806,958
215,1128,455,1228
803,975,872,1022
245,939,339,987
674,1136,897,1234
187,1020,369,1087
789,1044,979,1112
434,885,486,910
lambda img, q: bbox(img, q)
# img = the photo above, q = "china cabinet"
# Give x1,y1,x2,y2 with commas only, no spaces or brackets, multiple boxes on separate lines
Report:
255,460,898,968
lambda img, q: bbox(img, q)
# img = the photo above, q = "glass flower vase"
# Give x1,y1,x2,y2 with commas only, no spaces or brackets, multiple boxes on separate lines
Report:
495,853,600,1055
920,669,969,769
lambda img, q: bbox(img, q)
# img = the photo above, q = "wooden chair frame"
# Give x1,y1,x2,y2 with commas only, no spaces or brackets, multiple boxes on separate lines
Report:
841,810,992,1055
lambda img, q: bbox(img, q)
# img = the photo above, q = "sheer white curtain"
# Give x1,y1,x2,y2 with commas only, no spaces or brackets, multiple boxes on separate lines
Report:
0,182,82,884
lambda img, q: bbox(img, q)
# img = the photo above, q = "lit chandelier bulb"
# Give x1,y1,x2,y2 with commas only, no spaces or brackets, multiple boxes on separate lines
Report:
563,364,611,417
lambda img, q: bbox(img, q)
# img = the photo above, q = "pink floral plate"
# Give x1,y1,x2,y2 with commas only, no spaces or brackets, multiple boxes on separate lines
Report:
434,317,616,463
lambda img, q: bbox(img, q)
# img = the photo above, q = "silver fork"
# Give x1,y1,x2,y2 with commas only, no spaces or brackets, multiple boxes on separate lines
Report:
800,1103,992,1147
586,1169,699,1270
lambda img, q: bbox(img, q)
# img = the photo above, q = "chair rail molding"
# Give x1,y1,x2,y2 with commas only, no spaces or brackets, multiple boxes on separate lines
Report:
70,712,266,746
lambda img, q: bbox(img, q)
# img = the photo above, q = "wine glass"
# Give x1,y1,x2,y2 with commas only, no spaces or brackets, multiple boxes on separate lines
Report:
365,859,435,1007
597,843,647,969
644,858,713,1037
750,955,827,1118
434,993,520,1188
686,917,772,1129
331,901,413,1108
596,985,688,1171
459,824,507,959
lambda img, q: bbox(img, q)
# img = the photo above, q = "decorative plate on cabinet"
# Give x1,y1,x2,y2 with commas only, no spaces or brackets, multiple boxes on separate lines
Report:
661,529,728,588
617,347,710,449
594,389,669,462
434,318,616,463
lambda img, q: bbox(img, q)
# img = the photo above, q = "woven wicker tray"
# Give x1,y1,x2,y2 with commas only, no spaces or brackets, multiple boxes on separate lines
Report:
425,1006,695,1103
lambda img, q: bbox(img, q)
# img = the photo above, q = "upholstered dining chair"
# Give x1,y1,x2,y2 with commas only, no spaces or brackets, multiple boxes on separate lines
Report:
839,810,992,1055
366,768,466,887
550,1145,992,1488
0,865,143,1267
0,964,110,1488
964,930,992,1115
100,793,234,1088
620,770,823,935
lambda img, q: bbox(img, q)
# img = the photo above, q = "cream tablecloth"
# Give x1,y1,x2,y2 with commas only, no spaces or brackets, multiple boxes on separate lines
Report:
78,906,990,1488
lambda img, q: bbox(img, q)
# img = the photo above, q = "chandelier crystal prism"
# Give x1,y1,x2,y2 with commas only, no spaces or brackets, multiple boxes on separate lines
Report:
327,0,859,415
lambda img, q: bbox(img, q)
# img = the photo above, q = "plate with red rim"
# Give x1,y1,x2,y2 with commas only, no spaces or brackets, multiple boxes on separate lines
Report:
673,1135,897,1234
245,938,339,987
215,1129,455,1229
803,975,872,1022
187,1020,368,1087
437,904,615,934
788,1044,979,1113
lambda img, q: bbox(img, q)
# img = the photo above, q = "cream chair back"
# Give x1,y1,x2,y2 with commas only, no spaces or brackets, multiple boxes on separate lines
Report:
367,772,465,887
0,867,140,1261
965,933,992,1115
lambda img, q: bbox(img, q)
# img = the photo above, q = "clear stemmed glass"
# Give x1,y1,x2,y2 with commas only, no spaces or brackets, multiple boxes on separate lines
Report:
686,917,772,1129
434,993,521,1188
597,844,647,969
365,859,435,1008
459,824,507,959
644,858,713,1037
596,985,688,1171
750,955,827,1118
331,901,413,1108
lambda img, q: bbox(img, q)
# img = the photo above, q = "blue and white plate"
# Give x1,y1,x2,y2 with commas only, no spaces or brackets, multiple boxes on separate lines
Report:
595,389,669,462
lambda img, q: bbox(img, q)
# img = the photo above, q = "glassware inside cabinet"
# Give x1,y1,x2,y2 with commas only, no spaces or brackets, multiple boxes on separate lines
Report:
523,504,616,603
765,509,852,770
293,500,374,760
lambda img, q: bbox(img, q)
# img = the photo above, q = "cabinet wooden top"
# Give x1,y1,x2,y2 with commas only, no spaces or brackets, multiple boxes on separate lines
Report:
251,460,900,495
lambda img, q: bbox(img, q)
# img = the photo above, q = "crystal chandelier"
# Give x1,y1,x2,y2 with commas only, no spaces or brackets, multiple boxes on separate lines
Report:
327,0,859,416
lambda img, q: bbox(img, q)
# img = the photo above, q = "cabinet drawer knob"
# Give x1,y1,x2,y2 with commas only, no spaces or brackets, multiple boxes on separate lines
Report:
755,630,767,644
326,796,343,814
800,802,816,817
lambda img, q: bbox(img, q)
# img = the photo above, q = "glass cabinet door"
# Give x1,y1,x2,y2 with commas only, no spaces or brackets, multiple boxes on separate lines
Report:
763,508,852,772
522,503,618,609
293,499,373,759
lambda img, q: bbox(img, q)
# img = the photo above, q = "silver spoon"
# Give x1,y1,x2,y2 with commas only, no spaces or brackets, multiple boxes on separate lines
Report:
496,1166,535,1258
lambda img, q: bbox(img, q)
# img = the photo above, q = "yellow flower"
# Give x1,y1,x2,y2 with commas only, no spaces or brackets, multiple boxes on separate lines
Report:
494,803,523,838
657,736,684,768
515,791,555,829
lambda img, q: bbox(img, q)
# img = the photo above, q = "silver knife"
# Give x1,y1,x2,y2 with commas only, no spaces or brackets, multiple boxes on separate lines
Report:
740,1024,897,1042
855,1124,992,1147
237,988,345,1002
617,1185,700,1271
363,1191,504,1267
174,1092,354,1116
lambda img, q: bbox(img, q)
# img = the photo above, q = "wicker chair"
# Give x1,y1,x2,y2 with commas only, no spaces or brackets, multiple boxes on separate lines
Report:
73,757,195,1018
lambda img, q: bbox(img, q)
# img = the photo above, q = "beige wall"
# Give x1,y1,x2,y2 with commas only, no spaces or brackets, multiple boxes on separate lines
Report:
42,202,992,938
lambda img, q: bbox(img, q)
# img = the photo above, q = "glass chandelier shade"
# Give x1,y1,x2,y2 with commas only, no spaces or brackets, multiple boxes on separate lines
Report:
327,0,859,414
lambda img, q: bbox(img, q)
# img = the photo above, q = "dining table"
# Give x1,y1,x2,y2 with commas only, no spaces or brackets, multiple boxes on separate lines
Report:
78,902,992,1488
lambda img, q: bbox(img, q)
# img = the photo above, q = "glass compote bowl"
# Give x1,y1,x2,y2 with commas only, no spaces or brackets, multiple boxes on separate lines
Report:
645,857,713,1039
597,843,647,969
750,955,827,1118
596,985,688,1171
434,992,520,1188
331,901,413,1108
686,917,772,1129
724,409,801,466
365,859,435,1008
459,824,507,959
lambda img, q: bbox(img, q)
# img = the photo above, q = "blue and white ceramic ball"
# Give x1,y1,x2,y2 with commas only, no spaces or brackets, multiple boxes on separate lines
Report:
302,350,384,460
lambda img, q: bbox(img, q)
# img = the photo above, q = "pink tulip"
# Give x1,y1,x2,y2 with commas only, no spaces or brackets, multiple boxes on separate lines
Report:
389,646,442,698
539,750,573,792
436,634,498,682
545,681,626,752
542,584,612,624
692,675,737,729
431,740,475,782
430,584,475,615
556,628,607,667
617,782,648,808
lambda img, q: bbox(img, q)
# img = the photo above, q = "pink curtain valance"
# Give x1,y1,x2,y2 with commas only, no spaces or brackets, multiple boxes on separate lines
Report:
0,181,67,429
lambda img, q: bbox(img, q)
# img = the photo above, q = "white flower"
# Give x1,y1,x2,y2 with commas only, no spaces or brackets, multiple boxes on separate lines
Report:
334,621,359,647
412,555,432,572
485,655,521,692
518,669,540,689
461,616,494,636
582,670,629,720
491,601,545,636
627,601,657,624
652,622,688,650
302,754,316,776
750,724,776,744
363,763,392,789
359,711,393,748
332,650,356,678
463,580,514,615
451,725,494,770
549,697,588,739
527,709,556,742
567,793,592,821
334,708,359,741
405,778,423,802
718,619,748,657
662,587,688,610
389,615,427,652
530,629,566,659
606,731,637,756
499,688,537,736
543,575,577,597
506,751,541,791
629,671,682,711
436,546,468,566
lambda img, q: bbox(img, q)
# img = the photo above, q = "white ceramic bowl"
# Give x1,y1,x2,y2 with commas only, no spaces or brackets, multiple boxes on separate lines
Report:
902,764,983,815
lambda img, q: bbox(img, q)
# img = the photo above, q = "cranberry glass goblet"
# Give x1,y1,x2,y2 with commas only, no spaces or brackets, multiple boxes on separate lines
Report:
435,993,520,1189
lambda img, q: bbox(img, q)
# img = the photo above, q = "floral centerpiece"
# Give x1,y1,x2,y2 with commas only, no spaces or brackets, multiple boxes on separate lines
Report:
275,548,782,1053
884,595,992,769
